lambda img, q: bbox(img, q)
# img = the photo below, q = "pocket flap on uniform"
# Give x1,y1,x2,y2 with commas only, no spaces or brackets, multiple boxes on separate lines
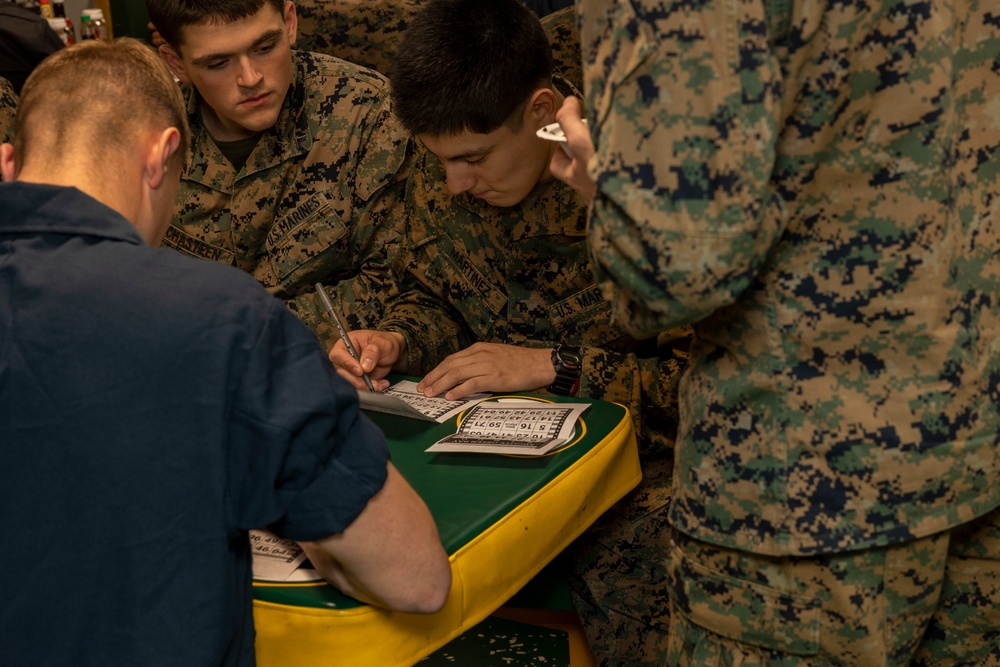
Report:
670,545,821,656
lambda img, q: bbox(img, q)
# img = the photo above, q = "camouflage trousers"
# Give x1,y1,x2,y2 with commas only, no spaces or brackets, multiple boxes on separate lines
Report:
567,454,674,666
666,506,1000,666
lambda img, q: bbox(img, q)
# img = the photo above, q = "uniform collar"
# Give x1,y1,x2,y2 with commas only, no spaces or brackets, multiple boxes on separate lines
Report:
454,175,585,241
0,182,145,245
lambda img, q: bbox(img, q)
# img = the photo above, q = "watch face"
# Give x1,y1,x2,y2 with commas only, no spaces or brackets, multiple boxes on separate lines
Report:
559,346,583,367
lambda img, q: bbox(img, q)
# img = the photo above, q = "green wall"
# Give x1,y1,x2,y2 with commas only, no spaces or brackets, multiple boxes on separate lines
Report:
108,0,151,42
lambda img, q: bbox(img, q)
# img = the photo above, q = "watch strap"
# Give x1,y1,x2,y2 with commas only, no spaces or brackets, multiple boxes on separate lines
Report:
549,344,582,396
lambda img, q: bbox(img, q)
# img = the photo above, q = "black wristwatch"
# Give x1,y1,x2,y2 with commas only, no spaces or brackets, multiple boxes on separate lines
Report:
549,344,583,396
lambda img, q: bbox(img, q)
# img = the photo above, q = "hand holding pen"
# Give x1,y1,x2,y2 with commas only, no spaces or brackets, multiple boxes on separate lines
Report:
315,283,377,393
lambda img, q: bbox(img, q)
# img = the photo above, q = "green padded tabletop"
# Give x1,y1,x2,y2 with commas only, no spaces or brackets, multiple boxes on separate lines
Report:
253,390,628,610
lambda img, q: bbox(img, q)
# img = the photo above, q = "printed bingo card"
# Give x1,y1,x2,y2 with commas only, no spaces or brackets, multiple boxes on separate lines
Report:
359,380,489,422
426,400,590,456
250,529,318,582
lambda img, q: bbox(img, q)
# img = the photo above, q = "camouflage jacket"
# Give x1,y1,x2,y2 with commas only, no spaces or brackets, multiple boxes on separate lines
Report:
294,0,421,74
541,7,583,95
295,0,580,85
0,76,15,146
380,132,687,474
164,51,412,348
578,0,1000,555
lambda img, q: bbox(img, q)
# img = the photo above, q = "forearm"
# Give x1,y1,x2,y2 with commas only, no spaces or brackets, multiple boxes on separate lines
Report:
379,292,474,376
287,188,407,351
298,541,383,608
298,464,451,614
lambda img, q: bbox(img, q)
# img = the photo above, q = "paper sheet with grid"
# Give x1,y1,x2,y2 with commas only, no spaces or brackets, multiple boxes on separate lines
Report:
359,380,490,422
426,400,589,456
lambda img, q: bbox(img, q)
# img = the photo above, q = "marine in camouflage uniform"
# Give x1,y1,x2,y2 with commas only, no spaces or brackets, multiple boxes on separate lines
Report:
576,0,1000,662
380,107,683,453
380,128,686,667
0,76,15,148
384,71,685,667
164,50,412,349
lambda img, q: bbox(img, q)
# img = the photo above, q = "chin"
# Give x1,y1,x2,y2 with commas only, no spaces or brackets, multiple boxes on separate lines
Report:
482,193,519,207
247,116,281,135
238,106,282,135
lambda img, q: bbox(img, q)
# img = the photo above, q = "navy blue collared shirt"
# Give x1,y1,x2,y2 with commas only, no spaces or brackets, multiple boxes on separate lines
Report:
0,182,388,667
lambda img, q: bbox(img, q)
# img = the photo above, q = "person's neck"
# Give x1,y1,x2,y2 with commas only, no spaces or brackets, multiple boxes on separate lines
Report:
17,162,138,225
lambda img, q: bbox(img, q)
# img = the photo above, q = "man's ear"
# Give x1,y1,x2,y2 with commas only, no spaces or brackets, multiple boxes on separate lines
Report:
0,143,16,182
145,127,182,189
283,0,299,46
528,87,558,128
158,43,190,84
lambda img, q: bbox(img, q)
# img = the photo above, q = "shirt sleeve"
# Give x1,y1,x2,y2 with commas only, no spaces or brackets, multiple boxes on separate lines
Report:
576,325,689,460
376,158,478,374
582,0,784,338
226,297,389,542
377,249,476,375
287,75,414,348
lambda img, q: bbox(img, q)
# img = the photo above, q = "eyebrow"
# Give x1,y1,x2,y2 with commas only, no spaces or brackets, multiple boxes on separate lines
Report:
442,145,493,162
190,28,284,67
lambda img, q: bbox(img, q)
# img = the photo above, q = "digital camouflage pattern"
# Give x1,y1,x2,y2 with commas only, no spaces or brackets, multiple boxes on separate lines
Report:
294,0,421,74
164,51,413,350
566,449,675,666
0,76,15,147
578,0,1000,556
577,0,1000,661
540,7,582,92
295,1,580,84
667,506,1000,665
542,12,659,664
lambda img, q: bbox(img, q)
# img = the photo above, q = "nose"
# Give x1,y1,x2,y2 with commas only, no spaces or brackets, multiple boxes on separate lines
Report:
444,163,476,195
236,56,263,89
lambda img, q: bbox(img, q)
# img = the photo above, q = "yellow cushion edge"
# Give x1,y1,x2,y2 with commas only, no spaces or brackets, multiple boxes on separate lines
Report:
253,406,641,667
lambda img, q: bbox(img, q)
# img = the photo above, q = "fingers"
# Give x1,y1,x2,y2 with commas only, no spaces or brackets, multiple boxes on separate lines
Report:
420,373,482,401
357,336,384,375
417,351,478,398
555,94,582,121
329,330,390,377
415,364,449,398
328,337,363,374
416,343,528,399
550,96,581,180
336,366,373,391
353,373,391,392
555,96,588,147
148,22,165,48
549,141,574,181
550,97,598,202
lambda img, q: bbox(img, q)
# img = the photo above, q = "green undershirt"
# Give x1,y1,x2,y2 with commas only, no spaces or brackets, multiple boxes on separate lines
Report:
213,133,263,173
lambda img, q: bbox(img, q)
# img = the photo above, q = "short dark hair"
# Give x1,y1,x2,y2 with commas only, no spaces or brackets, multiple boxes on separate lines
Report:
145,0,285,50
388,0,553,137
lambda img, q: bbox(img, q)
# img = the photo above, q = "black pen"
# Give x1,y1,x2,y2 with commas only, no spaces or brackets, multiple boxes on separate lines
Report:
314,283,376,393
